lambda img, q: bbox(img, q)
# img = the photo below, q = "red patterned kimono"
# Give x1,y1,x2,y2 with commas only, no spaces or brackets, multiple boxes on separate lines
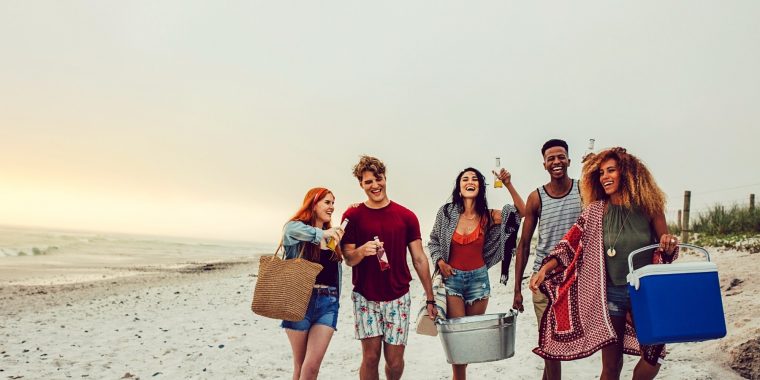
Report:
533,201,678,365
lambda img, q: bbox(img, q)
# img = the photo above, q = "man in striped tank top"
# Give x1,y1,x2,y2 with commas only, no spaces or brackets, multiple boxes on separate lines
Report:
514,139,582,380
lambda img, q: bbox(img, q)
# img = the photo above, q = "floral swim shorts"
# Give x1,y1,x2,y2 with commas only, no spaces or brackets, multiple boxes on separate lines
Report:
351,291,411,346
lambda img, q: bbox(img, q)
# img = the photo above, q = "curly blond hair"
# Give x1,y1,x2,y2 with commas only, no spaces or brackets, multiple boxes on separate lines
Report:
352,155,386,181
580,147,666,217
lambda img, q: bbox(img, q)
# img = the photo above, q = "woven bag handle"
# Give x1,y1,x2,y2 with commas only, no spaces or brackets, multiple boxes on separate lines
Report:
273,236,309,260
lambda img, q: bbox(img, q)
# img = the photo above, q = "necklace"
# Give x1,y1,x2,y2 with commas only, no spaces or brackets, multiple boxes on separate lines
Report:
605,207,631,257
459,214,479,234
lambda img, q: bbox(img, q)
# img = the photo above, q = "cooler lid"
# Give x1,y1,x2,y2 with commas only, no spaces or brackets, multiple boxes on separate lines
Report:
627,262,718,289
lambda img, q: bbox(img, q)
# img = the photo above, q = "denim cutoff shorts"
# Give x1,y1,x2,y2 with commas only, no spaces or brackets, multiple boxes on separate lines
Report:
443,265,491,305
606,284,632,318
281,287,340,331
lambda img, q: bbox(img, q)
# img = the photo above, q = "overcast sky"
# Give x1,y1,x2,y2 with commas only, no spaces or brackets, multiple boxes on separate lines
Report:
1,1,758,243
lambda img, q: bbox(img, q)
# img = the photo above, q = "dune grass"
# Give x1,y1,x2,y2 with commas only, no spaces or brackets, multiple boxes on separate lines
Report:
669,204,760,252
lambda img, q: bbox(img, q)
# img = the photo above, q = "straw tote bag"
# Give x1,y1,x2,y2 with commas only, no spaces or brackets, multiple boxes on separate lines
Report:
251,242,323,321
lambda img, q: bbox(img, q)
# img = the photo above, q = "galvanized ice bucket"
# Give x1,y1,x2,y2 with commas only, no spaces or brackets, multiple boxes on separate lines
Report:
436,310,517,364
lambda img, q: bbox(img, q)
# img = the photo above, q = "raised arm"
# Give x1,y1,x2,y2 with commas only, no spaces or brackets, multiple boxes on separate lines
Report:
493,168,525,216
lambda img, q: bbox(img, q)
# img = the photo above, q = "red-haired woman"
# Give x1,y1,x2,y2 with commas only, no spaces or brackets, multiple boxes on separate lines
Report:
280,187,345,380
530,147,680,380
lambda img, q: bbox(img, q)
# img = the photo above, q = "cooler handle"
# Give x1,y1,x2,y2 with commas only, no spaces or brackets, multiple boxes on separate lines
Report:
627,243,710,274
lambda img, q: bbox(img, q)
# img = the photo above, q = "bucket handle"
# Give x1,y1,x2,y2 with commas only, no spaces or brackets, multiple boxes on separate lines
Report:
434,309,518,325
627,243,710,274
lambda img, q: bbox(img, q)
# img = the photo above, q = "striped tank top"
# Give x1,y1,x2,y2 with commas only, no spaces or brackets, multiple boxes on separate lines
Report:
533,179,583,272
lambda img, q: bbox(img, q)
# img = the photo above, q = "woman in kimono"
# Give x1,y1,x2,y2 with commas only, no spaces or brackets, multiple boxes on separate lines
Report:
530,147,679,380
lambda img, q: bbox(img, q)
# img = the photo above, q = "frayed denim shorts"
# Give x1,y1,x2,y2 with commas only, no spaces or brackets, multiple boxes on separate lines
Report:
606,284,632,318
281,287,340,331
443,265,490,305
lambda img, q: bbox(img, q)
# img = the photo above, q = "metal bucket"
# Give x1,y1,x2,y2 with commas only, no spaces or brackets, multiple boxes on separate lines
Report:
436,311,517,364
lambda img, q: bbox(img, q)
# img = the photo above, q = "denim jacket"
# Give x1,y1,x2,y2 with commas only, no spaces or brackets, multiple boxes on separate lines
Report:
282,221,342,296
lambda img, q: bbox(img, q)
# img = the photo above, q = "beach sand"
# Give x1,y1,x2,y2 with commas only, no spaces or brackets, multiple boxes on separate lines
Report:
0,248,753,379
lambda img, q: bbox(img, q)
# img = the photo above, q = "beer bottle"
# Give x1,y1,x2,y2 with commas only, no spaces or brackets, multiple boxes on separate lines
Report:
326,218,349,252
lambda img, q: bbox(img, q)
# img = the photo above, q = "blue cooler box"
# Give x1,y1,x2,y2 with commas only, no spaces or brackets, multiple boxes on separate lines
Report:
626,244,727,345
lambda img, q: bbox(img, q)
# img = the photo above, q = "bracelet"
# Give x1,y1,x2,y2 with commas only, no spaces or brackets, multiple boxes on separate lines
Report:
426,300,436,305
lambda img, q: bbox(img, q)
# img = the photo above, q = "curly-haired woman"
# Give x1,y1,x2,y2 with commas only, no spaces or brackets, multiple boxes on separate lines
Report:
530,147,680,380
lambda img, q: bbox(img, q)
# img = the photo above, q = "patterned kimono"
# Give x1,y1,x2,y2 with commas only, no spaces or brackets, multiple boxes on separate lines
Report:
428,203,521,285
533,200,678,365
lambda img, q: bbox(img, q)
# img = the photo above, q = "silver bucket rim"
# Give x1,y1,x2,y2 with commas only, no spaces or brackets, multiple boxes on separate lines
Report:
436,310,518,333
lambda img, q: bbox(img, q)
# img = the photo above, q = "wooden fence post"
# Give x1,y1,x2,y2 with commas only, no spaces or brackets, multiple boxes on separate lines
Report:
681,191,691,244
751,194,755,212
677,210,682,230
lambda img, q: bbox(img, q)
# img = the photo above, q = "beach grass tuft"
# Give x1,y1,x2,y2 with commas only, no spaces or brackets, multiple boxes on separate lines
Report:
670,204,760,253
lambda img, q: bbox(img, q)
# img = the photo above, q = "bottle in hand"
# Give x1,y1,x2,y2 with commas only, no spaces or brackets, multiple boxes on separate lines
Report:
494,157,503,188
326,218,349,252
374,236,390,271
583,138,595,162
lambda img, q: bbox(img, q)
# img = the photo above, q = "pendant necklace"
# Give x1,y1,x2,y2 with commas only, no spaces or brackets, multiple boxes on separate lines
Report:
606,208,631,257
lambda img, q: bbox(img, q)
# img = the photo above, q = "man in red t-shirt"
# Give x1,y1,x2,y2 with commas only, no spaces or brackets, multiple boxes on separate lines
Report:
341,155,437,380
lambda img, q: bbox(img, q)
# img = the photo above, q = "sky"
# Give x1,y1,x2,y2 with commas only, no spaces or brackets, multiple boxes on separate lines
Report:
1,1,759,243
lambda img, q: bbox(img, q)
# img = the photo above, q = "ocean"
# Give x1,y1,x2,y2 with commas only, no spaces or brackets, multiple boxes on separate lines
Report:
0,225,276,259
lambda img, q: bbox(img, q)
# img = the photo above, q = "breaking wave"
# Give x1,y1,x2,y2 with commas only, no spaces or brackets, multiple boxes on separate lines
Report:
0,245,59,257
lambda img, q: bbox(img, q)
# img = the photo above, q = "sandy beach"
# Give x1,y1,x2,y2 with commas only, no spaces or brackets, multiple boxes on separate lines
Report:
0,246,754,379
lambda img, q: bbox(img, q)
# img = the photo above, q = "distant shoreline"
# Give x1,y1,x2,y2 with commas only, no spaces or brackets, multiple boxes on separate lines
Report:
0,256,258,316
0,223,269,248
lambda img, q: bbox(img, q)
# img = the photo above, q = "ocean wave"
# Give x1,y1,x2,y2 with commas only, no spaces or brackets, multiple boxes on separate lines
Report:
0,246,59,257
0,226,276,258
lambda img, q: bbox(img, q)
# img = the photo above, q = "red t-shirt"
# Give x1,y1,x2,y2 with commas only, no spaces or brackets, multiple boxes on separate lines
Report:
341,201,421,302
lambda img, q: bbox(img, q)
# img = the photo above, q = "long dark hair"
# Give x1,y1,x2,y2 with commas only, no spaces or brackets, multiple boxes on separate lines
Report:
445,167,493,227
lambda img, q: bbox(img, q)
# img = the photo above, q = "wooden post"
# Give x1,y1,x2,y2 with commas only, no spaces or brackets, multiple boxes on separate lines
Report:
751,194,755,212
681,191,691,244
677,210,682,230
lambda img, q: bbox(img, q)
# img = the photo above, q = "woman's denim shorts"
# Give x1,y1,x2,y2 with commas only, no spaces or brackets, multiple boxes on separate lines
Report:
281,287,340,331
443,265,491,305
606,284,632,318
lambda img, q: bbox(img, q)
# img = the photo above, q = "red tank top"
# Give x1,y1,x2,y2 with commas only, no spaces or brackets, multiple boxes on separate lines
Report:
449,221,486,271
